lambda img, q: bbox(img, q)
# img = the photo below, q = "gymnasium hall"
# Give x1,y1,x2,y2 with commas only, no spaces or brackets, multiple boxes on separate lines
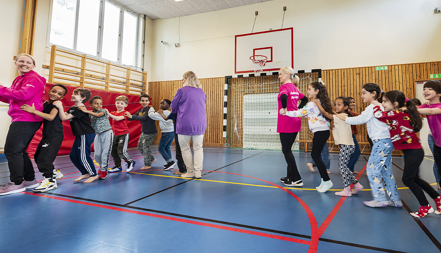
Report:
1,0,441,252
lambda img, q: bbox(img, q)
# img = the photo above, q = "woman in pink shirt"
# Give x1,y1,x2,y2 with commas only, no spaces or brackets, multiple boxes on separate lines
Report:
278,67,308,187
0,54,45,196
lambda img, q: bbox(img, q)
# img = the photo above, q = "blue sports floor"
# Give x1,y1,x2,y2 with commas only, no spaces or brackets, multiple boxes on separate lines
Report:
0,146,440,253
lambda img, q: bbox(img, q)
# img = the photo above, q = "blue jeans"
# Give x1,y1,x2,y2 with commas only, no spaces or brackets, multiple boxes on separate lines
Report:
347,134,361,172
428,134,440,184
309,143,330,170
367,138,401,202
158,132,174,163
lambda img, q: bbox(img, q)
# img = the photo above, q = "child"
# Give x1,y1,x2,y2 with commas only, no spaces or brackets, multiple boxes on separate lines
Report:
106,95,135,173
79,96,113,180
338,83,401,208
418,81,441,190
347,97,361,174
148,99,175,170
55,88,98,183
20,84,67,192
160,111,187,174
126,94,157,170
280,81,334,192
373,90,441,217
314,97,364,196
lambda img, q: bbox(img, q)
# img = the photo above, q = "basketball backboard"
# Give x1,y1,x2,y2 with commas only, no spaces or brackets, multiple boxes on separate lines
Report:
235,28,293,74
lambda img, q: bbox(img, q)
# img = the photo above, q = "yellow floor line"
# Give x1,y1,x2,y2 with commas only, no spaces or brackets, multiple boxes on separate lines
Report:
130,171,438,192
425,156,435,162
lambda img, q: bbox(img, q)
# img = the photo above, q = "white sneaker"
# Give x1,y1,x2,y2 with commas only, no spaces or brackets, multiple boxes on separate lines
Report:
33,178,57,193
54,169,64,180
181,172,195,178
194,171,202,179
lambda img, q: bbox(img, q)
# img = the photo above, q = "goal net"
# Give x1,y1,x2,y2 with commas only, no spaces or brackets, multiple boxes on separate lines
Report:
226,72,319,150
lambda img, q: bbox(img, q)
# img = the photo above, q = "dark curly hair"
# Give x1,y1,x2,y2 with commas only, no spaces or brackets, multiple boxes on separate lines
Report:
310,82,333,122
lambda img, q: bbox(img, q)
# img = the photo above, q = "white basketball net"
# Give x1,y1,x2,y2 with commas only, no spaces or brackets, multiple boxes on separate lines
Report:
250,55,267,73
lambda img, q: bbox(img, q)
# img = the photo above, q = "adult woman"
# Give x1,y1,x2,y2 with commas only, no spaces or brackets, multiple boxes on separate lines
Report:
0,54,45,195
278,67,308,186
171,71,207,179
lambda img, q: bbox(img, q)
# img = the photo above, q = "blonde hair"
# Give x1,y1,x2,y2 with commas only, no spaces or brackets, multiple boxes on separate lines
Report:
115,95,129,104
183,71,202,89
15,53,36,66
280,67,299,86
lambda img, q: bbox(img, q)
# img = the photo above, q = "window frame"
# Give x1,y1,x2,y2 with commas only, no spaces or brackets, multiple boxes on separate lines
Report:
47,0,143,69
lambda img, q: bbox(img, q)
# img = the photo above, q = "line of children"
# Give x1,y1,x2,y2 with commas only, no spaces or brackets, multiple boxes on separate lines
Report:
106,95,135,173
281,81,334,192
79,96,113,179
373,90,441,217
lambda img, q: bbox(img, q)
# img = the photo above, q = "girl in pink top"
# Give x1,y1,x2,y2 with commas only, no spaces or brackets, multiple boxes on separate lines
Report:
0,54,46,196
277,67,308,187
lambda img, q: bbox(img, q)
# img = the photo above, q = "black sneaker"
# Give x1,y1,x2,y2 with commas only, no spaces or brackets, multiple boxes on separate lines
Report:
280,177,288,183
163,161,176,171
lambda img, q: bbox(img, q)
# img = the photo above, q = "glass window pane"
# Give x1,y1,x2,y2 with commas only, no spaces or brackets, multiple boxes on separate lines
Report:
50,0,77,49
102,1,120,62
137,16,144,68
122,11,138,66
76,0,100,55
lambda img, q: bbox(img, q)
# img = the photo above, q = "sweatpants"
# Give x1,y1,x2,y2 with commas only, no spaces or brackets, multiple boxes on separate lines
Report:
179,134,204,174
338,144,358,187
311,130,330,181
138,133,156,166
70,134,97,176
34,134,64,179
402,149,440,206
366,138,400,202
5,121,42,184
175,135,186,173
279,132,301,182
94,130,113,171
111,133,133,167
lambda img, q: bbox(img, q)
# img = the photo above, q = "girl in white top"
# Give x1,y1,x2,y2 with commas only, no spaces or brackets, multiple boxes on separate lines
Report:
280,82,334,192
315,97,364,196
337,83,401,208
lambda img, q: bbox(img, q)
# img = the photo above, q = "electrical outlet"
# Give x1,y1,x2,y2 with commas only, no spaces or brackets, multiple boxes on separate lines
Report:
435,8,441,14
255,11,258,16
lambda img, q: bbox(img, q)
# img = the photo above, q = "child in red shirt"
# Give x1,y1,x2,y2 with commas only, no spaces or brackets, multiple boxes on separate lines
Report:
373,90,441,217
106,95,135,173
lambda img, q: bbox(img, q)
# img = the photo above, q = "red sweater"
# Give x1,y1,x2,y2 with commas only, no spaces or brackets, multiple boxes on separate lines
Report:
373,106,421,150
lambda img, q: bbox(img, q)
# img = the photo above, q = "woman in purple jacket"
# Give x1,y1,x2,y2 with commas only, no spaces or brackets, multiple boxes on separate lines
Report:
0,54,45,196
171,71,207,179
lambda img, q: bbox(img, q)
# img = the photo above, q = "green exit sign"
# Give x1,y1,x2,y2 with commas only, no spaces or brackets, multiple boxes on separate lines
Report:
431,74,441,79
375,66,388,71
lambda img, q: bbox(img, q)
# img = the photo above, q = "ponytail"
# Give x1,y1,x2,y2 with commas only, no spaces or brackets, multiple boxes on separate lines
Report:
405,100,422,133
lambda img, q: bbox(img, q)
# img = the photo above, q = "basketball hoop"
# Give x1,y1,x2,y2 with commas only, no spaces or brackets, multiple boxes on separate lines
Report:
249,55,267,73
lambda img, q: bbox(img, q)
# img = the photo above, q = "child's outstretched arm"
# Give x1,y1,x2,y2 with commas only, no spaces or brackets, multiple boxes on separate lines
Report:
281,102,312,117
418,107,441,115
310,98,333,120
105,109,125,121
21,103,58,121
148,107,165,121
79,106,105,117
343,104,374,125
54,101,73,121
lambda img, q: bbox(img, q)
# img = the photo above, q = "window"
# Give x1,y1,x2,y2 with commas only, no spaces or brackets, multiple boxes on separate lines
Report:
49,0,142,67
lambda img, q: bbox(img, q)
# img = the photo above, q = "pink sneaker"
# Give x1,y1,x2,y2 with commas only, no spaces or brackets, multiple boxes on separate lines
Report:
0,182,26,196
435,196,441,215
23,179,39,189
335,187,352,197
351,182,364,195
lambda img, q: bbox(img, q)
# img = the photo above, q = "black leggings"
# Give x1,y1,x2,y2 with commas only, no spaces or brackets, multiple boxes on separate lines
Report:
433,144,441,180
312,130,330,181
402,149,439,206
279,132,301,182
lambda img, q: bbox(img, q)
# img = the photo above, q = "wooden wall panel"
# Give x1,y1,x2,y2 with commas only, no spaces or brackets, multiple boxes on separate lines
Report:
148,77,225,147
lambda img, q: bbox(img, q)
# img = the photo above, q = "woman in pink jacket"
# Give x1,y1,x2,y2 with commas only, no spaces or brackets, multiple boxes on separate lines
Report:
0,54,46,196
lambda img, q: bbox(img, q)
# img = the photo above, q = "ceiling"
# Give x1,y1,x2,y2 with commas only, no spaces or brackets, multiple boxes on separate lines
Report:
115,0,273,20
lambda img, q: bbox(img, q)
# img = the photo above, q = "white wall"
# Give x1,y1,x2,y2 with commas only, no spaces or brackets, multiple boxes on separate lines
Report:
151,0,441,81
0,0,24,148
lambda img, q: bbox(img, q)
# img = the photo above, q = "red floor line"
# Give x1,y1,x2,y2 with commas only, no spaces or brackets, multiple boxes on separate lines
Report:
209,171,319,253
22,192,310,245
316,163,368,238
